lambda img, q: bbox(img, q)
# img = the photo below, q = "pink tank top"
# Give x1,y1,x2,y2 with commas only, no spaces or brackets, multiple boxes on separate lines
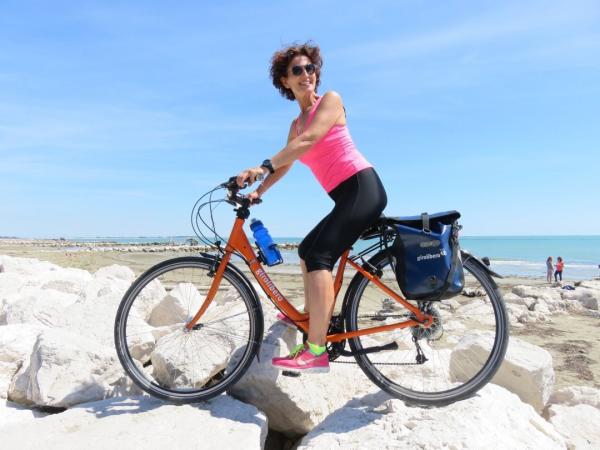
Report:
296,96,372,193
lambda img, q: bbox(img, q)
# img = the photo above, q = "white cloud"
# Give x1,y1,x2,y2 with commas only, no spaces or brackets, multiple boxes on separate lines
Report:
331,1,600,65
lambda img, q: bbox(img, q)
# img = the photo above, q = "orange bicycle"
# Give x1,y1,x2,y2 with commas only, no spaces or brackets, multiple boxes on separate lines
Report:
114,177,508,405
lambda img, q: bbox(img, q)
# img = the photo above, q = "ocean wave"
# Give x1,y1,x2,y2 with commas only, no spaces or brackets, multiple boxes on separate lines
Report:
491,260,598,269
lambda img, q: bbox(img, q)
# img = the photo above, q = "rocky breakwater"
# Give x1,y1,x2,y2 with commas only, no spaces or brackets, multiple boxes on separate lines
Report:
0,254,599,449
504,281,600,325
0,255,267,449
0,238,300,254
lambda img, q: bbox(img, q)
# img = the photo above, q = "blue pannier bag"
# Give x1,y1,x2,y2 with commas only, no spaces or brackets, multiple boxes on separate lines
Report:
392,212,464,301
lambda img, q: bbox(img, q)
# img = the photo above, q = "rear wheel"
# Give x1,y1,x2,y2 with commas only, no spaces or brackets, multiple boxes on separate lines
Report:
344,251,508,405
114,256,263,403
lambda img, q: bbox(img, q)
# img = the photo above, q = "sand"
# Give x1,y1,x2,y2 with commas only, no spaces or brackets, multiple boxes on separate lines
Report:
1,238,598,391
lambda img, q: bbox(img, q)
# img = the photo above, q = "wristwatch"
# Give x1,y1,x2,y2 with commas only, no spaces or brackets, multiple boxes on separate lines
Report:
261,159,275,174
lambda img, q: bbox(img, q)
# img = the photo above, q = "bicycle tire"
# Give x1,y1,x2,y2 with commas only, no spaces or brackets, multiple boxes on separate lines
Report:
114,256,263,403
344,251,509,406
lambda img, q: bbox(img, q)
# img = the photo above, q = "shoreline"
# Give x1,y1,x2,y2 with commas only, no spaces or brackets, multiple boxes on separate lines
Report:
1,238,598,282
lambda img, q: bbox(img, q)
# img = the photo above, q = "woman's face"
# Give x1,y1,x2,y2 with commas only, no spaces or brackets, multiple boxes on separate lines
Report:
280,55,317,100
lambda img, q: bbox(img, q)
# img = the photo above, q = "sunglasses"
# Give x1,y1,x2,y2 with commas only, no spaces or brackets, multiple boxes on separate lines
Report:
290,63,316,76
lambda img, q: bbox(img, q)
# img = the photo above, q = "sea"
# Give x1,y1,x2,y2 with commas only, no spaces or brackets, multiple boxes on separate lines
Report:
68,235,600,281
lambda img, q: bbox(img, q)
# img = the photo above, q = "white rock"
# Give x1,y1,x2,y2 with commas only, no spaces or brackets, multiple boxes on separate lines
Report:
148,282,202,326
505,303,529,326
450,334,554,411
547,404,600,449
512,285,572,314
296,384,566,449
61,277,131,346
131,279,167,322
0,257,91,297
150,326,233,389
0,395,267,450
454,299,497,326
228,308,373,436
580,280,600,290
0,400,48,427
93,264,135,282
533,299,551,314
124,314,156,363
8,328,139,407
0,256,60,277
561,288,599,310
522,296,538,310
518,309,552,324
0,287,74,327
548,385,600,409
503,292,524,305
0,325,42,398
513,285,562,303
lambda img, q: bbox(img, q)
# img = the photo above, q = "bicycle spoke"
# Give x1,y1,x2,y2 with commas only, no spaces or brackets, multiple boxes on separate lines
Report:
115,257,262,402
345,251,508,405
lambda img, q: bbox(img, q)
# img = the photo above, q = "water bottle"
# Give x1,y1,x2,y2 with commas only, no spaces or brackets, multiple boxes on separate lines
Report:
250,219,283,266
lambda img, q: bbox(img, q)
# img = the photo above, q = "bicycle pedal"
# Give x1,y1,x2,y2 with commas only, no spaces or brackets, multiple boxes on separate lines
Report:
281,370,301,378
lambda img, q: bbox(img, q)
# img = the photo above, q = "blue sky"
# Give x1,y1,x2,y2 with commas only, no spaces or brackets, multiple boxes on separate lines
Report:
1,1,599,238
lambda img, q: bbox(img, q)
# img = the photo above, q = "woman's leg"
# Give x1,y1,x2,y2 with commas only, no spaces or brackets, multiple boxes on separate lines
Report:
306,269,335,346
300,259,309,313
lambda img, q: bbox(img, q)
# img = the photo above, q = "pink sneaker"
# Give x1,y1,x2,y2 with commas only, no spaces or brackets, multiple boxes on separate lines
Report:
272,345,330,374
276,312,296,328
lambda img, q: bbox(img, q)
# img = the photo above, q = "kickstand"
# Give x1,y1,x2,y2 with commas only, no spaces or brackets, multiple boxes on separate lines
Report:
281,370,301,378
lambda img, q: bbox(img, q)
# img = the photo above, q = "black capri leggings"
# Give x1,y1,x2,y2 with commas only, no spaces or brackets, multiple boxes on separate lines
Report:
298,167,387,272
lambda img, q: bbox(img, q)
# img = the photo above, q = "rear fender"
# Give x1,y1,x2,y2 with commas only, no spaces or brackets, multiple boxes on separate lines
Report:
460,250,503,279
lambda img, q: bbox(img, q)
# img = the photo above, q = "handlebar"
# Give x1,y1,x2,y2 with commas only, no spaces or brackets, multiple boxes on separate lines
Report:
221,175,263,207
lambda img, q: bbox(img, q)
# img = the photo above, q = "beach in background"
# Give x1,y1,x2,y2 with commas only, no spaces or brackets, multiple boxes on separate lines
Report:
26,234,600,280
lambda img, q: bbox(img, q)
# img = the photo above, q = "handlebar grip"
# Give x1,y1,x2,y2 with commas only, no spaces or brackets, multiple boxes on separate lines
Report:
223,173,264,190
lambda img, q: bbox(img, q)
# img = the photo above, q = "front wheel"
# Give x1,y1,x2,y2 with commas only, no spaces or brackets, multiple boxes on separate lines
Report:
344,251,509,406
114,256,263,403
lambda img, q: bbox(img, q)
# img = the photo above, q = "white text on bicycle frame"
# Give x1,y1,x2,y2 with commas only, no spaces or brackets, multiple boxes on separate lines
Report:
256,268,285,302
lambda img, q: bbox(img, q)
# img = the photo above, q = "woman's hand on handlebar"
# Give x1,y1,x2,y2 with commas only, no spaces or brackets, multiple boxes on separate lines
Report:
247,190,261,204
236,166,265,188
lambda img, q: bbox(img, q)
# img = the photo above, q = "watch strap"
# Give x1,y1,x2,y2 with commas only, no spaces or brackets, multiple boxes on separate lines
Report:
261,159,275,174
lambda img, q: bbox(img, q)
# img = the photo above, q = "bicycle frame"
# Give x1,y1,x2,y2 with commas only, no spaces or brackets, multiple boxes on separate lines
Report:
186,216,433,342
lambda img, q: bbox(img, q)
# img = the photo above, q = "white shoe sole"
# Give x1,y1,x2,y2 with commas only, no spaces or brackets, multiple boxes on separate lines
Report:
271,364,330,374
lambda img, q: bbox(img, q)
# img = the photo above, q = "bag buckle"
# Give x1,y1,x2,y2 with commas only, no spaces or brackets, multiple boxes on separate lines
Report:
421,212,431,234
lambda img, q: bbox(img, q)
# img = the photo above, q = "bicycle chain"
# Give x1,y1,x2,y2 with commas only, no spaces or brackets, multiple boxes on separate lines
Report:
326,312,438,367
244,308,440,368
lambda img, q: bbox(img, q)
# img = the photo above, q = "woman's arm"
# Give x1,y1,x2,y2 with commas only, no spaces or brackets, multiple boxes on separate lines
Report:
247,121,296,199
236,91,344,187
270,91,344,169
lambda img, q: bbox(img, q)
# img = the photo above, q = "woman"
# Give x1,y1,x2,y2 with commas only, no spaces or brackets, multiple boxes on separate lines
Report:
236,43,387,373
554,256,564,282
546,256,553,283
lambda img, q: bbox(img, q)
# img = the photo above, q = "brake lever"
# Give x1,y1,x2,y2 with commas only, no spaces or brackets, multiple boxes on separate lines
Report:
222,173,264,190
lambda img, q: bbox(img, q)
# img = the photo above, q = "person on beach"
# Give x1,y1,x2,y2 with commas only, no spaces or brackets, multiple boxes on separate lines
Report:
546,256,553,283
236,42,387,373
554,256,564,282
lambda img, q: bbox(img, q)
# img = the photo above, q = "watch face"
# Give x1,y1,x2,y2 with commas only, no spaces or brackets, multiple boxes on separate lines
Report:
262,160,274,173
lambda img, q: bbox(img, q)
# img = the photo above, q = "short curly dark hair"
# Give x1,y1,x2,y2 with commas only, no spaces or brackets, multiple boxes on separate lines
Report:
270,42,322,101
